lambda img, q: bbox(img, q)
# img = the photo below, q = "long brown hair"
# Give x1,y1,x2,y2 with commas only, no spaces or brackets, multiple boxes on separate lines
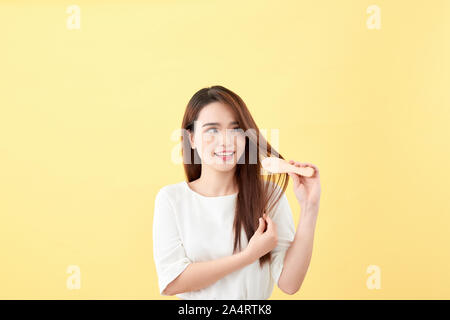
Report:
181,85,289,268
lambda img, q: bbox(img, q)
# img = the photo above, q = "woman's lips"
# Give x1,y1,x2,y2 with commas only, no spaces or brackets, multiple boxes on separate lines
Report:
214,152,235,161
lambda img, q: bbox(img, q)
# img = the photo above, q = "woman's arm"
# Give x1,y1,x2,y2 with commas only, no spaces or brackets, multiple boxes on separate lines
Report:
162,215,276,296
277,204,318,295
278,160,320,295
163,249,255,295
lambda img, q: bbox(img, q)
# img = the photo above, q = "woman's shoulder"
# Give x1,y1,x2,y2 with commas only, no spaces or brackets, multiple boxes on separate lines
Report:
157,180,187,195
156,181,188,203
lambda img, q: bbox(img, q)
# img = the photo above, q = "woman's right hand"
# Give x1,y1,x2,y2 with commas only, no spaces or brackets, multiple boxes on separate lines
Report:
245,214,278,262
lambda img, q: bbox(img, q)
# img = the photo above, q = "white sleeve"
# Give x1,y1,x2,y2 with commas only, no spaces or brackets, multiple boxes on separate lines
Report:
153,188,192,295
269,192,295,286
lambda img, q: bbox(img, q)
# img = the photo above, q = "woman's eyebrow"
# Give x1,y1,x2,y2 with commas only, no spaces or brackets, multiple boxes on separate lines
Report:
202,121,239,128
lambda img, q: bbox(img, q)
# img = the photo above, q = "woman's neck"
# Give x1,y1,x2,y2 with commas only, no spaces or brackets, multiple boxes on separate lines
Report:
190,167,238,197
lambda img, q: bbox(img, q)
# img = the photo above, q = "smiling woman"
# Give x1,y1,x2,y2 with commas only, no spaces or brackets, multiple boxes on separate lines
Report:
153,85,296,299
200,118,243,164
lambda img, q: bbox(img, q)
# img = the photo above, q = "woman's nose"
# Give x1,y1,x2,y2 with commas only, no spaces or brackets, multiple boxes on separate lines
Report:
218,129,236,145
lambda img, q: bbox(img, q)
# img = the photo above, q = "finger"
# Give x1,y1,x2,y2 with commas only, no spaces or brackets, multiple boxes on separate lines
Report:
293,161,305,168
257,217,265,233
295,162,318,171
262,215,269,232
292,161,308,167
302,163,319,177
292,161,319,176
290,161,306,172
302,162,319,171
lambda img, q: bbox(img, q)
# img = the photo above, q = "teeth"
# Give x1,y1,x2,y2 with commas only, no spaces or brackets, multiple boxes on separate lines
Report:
215,152,234,156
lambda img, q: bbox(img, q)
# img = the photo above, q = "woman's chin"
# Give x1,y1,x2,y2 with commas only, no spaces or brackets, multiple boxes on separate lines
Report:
207,160,237,171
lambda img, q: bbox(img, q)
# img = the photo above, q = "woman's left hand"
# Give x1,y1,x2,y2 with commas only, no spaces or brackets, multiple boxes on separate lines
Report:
287,160,321,211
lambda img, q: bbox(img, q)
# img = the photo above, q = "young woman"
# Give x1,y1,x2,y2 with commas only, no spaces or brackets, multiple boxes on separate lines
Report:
153,85,321,299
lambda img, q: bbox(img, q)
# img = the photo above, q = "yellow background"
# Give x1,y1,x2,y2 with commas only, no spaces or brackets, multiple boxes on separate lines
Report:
1,0,449,299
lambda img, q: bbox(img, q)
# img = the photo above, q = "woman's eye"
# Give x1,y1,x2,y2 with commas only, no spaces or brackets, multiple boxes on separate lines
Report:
206,127,240,134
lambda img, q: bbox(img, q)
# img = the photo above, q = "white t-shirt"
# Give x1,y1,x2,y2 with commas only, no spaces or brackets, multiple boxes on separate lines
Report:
152,180,295,300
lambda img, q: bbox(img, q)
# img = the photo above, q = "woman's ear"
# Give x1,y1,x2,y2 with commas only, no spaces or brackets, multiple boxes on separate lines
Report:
189,130,196,149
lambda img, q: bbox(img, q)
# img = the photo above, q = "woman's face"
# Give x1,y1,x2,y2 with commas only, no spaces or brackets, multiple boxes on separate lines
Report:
189,101,246,172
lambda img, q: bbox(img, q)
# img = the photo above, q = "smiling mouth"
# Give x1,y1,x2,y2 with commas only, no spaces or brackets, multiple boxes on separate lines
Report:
214,152,235,158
